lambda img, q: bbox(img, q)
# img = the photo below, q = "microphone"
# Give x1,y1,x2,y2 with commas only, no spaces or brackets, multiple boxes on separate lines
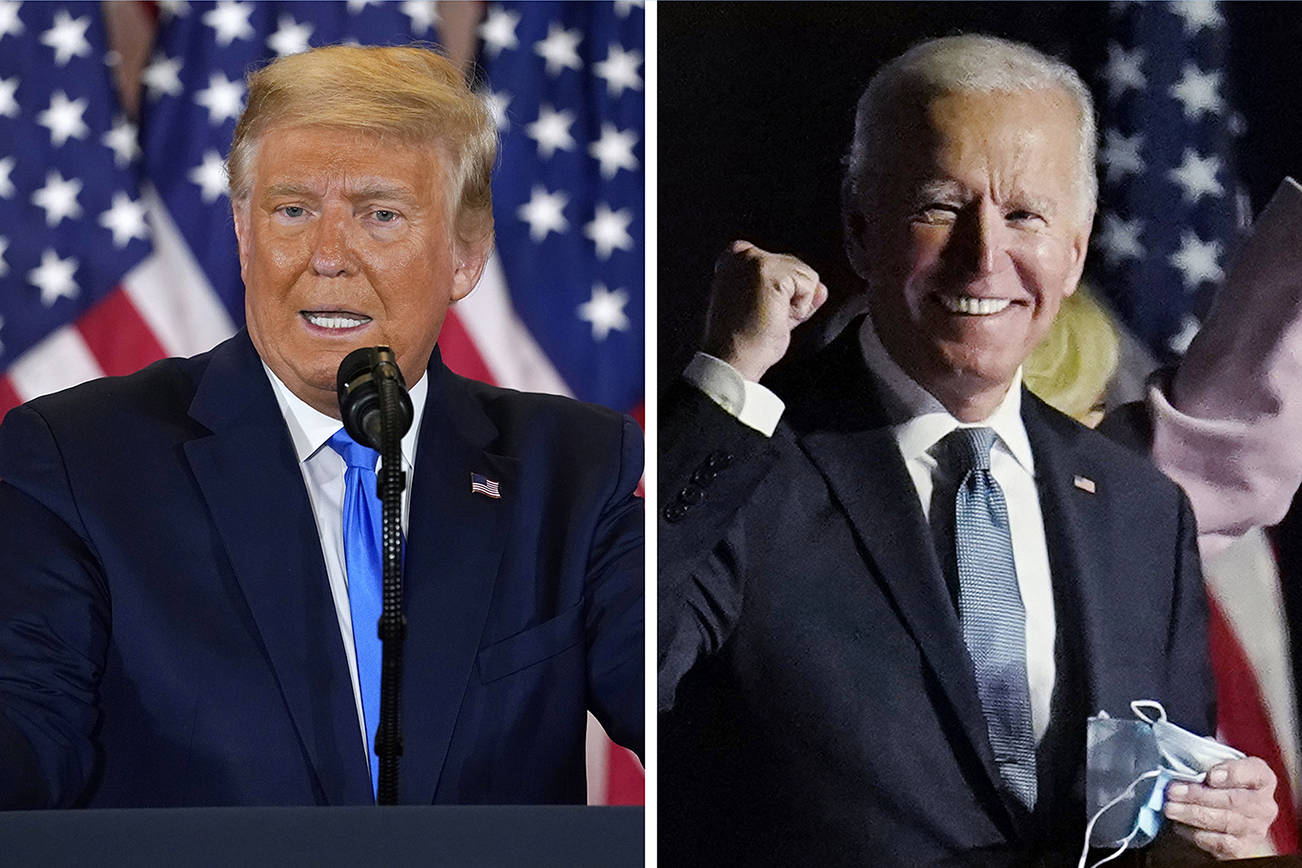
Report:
336,346,413,449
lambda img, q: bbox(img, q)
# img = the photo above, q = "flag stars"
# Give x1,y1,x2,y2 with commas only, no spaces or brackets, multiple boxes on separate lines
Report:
0,2,25,42
37,90,90,147
400,1,439,36
143,53,184,101
534,23,582,76
1168,148,1224,204
594,44,642,98
1169,231,1224,291
1168,314,1202,356
613,0,645,18
32,169,83,227
517,185,569,242
99,192,150,248
584,203,634,260
1171,63,1225,121
157,1,192,20
0,75,18,118
481,88,512,131
1172,0,1225,35
479,6,520,58
202,1,254,47
0,155,13,198
589,123,639,179
577,283,630,341
1094,214,1145,267
1099,129,1145,183
1102,42,1146,100
0,236,8,277
102,116,141,167
41,9,92,67
267,15,312,57
189,150,228,203
194,71,245,126
526,104,576,159
28,248,80,306
347,0,380,12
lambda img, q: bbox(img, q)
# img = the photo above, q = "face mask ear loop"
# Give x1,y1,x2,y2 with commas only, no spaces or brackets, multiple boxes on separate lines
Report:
1077,768,1164,868
1130,699,1166,726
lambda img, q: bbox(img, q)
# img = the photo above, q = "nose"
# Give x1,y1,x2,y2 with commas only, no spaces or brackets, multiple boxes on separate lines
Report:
310,208,356,277
950,201,1008,278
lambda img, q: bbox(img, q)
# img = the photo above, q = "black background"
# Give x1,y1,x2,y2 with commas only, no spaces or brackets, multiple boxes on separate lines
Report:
657,2,1302,386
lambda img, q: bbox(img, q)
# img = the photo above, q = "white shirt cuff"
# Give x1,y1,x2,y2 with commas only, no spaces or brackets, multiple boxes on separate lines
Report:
683,352,785,436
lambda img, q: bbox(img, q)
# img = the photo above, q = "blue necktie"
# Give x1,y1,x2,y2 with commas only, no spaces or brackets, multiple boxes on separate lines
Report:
328,428,382,797
942,426,1037,809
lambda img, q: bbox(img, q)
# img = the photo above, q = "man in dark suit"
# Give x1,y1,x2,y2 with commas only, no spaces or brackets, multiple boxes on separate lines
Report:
0,44,642,808
659,35,1273,864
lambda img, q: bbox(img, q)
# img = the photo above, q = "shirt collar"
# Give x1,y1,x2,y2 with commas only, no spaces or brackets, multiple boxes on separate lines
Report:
857,313,1035,475
262,361,428,468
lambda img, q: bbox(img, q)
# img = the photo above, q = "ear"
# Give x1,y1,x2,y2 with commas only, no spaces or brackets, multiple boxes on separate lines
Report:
842,176,873,280
450,236,492,302
1063,220,1092,298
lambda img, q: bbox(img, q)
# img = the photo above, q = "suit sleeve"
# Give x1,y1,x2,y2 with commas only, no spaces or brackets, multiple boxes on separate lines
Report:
0,404,110,808
583,413,646,759
657,379,780,712
1164,488,1217,735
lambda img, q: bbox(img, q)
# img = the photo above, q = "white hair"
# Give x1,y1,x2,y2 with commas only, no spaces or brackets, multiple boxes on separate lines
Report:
844,34,1098,221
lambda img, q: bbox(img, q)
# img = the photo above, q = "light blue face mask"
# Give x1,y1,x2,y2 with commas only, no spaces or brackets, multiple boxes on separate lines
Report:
1078,700,1245,868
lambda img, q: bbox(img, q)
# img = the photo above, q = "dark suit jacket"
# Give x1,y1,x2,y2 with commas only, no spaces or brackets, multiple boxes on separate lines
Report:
658,322,1213,866
0,330,643,808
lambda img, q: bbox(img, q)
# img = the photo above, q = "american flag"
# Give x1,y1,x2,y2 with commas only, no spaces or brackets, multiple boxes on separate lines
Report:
1091,2,1297,851
1091,0,1245,361
469,471,500,499
0,0,643,806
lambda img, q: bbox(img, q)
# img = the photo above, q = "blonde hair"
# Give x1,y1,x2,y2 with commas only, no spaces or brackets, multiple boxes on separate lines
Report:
228,44,496,250
1023,285,1121,424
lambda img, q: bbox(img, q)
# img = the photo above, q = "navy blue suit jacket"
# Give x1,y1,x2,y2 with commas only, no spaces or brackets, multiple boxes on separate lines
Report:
658,322,1212,865
0,330,643,808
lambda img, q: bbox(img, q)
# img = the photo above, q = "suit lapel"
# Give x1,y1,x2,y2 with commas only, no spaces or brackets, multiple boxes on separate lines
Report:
781,328,1014,830
183,332,370,804
399,353,515,803
1022,394,1108,718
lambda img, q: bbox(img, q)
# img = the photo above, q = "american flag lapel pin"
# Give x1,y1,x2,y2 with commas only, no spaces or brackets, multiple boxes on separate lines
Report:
470,472,501,499
1073,475,1096,494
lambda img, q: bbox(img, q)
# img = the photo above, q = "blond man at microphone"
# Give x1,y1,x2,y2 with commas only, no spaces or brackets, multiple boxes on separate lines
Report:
0,44,643,809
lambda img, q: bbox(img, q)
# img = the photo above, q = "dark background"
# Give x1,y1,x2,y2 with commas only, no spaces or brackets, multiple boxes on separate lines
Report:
657,2,1302,386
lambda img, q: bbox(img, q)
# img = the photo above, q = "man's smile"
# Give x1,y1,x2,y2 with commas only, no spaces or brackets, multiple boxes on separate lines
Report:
935,294,1014,316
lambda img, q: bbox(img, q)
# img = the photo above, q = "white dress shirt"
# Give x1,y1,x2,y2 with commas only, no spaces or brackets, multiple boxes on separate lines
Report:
683,318,1057,741
263,364,427,762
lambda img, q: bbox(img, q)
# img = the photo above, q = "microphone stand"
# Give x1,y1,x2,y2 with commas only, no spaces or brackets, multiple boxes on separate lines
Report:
373,361,407,806
337,346,411,805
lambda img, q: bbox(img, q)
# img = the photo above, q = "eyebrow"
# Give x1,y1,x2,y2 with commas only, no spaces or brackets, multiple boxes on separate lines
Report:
907,179,966,207
261,182,420,204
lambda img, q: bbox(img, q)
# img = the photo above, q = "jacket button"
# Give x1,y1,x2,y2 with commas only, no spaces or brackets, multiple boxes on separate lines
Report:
664,501,689,523
691,466,717,487
678,484,705,505
706,451,734,470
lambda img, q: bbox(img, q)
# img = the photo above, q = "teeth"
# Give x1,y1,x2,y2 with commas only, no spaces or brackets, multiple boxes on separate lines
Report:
938,295,1011,316
305,312,369,330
